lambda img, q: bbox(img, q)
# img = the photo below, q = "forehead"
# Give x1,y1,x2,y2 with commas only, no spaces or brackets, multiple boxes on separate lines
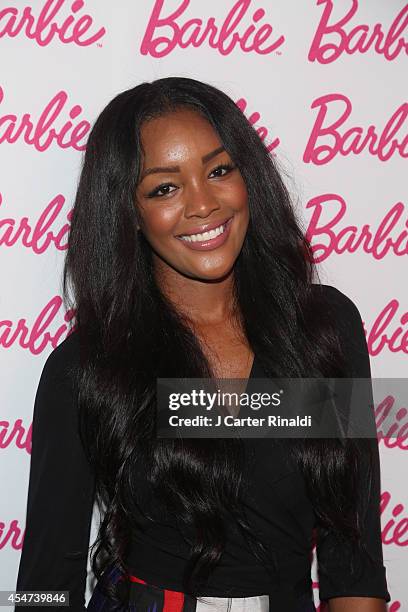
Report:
139,109,222,163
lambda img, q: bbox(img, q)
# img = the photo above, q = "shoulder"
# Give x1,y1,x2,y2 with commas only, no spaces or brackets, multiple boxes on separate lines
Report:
31,330,82,435
311,282,361,313
39,329,81,391
311,283,365,332
311,283,370,377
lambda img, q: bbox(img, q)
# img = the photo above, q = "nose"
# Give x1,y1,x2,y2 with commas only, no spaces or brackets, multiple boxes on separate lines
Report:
183,179,221,219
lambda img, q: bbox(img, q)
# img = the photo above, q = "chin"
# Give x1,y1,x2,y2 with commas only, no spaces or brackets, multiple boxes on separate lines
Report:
188,264,235,282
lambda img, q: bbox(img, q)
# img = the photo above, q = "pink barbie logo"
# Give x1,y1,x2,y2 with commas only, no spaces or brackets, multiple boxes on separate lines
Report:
0,520,22,551
376,396,408,451
0,86,273,156
0,296,75,355
236,98,280,153
140,0,285,58
0,86,90,153
0,419,31,454
386,603,401,612
0,0,105,47
381,491,408,547
303,94,408,165
309,0,408,64
306,194,408,262
363,299,408,357
0,193,70,253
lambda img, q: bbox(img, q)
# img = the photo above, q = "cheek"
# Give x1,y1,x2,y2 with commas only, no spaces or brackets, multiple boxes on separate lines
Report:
141,206,178,234
229,180,249,211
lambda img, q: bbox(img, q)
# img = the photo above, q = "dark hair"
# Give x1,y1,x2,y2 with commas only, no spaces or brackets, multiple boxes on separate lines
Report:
63,77,370,606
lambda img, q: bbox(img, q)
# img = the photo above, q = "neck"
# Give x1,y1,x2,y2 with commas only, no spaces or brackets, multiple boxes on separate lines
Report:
154,258,238,326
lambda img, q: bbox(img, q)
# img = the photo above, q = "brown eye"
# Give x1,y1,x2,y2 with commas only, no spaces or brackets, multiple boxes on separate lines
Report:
209,163,236,178
146,183,177,198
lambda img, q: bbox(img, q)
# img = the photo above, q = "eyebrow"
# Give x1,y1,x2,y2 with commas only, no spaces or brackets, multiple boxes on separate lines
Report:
139,146,226,181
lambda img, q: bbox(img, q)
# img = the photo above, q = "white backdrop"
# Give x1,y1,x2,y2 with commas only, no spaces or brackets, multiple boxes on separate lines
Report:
1,0,407,610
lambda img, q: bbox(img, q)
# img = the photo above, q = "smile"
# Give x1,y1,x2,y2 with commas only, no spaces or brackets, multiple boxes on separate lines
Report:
176,217,233,251
179,220,228,243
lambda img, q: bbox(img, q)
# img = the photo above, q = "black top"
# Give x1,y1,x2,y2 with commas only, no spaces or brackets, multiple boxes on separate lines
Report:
15,284,390,610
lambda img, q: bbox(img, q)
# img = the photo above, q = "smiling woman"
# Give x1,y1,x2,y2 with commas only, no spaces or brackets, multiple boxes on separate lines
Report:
15,77,390,612
135,108,249,282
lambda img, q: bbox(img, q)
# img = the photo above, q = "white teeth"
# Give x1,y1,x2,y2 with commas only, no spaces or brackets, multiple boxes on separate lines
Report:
180,222,227,243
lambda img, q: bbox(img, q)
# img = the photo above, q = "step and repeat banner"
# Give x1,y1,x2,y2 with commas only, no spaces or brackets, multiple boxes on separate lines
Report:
1,0,407,609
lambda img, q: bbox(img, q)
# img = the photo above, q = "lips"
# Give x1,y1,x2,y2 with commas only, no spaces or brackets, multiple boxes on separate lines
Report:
175,216,233,251
176,216,232,238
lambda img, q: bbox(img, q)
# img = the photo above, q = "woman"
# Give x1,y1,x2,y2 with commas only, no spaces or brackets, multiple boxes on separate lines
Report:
16,77,390,611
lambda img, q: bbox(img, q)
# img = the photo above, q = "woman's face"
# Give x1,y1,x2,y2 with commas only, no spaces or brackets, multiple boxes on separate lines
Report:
135,108,249,282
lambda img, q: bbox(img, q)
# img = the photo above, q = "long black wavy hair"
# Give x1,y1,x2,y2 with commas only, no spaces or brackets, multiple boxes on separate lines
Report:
62,76,371,606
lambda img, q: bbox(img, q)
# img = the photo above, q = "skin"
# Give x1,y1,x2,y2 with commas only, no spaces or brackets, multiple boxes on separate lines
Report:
134,108,388,612
135,108,253,379
327,598,387,611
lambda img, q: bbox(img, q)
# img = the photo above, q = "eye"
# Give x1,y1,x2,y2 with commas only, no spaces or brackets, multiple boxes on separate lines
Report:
145,163,237,199
209,163,236,178
146,183,177,198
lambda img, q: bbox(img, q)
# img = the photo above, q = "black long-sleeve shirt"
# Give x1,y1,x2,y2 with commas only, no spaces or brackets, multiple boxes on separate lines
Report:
15,284,391,609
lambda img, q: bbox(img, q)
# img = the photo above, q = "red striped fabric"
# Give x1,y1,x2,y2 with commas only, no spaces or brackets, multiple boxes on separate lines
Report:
163,588,185,611
129,574,147,584
129,574,185,612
